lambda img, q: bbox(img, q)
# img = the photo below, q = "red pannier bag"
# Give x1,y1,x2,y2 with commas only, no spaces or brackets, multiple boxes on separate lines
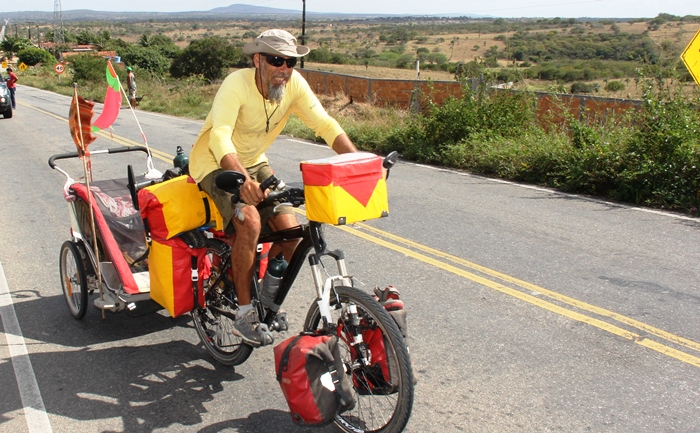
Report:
274,333,354,425
352,285,415,395
148,236,209,317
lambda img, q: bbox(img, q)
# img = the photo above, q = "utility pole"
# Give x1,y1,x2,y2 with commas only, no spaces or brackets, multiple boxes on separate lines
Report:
53,0,65,46
300,0,306,69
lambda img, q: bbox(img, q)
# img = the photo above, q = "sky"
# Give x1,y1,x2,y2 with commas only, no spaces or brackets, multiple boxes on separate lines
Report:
0,0,696,19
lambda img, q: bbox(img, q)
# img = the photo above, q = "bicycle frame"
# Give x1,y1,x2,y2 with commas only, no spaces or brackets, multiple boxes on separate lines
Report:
254,220,352,327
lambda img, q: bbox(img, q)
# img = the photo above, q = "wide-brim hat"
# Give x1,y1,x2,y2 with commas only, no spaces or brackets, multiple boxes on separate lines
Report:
242,29,310,58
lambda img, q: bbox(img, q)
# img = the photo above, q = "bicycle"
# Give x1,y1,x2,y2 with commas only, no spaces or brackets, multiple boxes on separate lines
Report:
51,145,413,431
150,151,414,433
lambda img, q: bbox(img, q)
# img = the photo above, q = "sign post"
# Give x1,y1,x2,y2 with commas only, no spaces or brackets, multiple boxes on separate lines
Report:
681,29,700,87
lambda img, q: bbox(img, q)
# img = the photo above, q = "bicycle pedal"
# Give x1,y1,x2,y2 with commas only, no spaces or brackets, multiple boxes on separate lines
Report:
273,311,289,332
256,323,274,346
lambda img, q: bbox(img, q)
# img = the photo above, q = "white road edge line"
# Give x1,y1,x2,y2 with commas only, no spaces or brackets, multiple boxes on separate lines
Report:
0,262,53,433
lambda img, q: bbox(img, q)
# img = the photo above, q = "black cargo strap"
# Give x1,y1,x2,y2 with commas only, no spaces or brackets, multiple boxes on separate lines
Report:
191,255,202,309
197,183,211,224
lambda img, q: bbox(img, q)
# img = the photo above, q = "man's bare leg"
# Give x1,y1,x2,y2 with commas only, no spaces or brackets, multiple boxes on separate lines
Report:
228,206,273,345
267,213,301,261
231,206,261,304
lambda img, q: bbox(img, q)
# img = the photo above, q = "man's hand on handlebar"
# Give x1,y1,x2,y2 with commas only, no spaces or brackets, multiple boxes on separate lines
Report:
240,179,267,206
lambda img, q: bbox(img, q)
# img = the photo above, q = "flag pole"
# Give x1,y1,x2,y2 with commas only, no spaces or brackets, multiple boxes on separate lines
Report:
118,74,161,179
72,83,105,319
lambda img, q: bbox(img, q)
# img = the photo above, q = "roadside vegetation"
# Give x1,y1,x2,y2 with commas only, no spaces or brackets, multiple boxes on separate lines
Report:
2,13,699,215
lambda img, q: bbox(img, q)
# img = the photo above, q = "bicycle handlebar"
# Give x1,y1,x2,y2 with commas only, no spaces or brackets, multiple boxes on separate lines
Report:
216,151,398,210
49,146,149,169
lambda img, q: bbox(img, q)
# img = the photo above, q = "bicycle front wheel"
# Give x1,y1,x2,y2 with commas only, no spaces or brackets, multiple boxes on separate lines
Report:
192,239,253,366
304,286,414,433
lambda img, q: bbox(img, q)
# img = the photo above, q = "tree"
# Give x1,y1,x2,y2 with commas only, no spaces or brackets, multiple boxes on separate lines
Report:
139,33,180,59
426,52,448,65
70,54,108,83
76,30,95,45
455,60,484,81
308,47,333,63
395,53,416,69
17,47,55,66
1,36,32,58
119,46,171,75
170,37,244,82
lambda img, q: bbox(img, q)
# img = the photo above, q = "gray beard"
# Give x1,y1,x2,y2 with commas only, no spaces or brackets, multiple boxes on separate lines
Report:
268,84,286,104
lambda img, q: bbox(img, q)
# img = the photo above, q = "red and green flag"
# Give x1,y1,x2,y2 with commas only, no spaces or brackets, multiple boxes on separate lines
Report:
91,60,122,132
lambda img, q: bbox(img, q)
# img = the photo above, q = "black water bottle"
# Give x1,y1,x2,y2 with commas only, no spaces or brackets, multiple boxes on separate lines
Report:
173,145,189,169
261,253,287,309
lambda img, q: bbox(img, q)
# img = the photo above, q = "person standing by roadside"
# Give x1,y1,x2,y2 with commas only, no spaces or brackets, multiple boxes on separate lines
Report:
6,67,17,109
126,66,137,108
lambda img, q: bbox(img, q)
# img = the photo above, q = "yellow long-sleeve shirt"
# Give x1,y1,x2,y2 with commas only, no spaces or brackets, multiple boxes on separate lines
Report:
189,68,345,182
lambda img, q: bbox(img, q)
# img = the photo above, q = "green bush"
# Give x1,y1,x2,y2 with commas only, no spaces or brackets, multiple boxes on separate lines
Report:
385,86,537,164
380,76,698,215
170,37,245,82
570,82,597,93
605,80,626,92
119,46,171,75
17,47,55,66
615,89,700,211
70,54,108,83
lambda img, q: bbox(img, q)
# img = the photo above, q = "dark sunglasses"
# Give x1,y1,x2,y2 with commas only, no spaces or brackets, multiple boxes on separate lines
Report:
263,54,297,68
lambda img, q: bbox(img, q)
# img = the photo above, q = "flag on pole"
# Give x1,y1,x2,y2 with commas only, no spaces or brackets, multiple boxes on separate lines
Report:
92,60,122,132
69,94,96,157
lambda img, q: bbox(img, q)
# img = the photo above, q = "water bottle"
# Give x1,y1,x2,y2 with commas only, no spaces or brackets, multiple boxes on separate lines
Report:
173,145,189,169
261,253,287,309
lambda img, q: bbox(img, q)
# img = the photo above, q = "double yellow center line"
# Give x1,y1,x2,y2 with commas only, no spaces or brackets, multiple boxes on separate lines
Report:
34,101,700,368
336,221,700,369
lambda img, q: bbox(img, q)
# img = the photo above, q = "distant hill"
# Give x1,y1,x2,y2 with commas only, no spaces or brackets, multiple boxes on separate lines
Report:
0,3,487,22
209,3,301,15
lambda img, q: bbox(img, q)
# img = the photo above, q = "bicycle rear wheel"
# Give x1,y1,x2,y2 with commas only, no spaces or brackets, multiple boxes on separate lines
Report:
304,286,414,433
192,239,253,366
59,241,89,319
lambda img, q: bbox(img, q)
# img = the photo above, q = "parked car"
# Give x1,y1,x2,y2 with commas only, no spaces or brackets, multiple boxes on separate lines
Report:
0,72,12,118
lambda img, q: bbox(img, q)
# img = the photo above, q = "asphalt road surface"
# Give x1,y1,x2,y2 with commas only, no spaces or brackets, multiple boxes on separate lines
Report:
1,85,699,433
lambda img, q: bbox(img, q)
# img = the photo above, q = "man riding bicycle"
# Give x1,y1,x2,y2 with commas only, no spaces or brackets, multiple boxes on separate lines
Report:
189,29,358,346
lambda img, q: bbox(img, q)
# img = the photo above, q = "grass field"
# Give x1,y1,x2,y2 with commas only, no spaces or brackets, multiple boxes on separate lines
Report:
69,17,699,99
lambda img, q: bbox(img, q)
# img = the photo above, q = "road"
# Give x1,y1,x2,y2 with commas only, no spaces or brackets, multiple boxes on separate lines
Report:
1,85,700,433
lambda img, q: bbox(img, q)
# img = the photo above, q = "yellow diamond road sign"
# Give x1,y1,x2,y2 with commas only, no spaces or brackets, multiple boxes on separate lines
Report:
681,29,700,87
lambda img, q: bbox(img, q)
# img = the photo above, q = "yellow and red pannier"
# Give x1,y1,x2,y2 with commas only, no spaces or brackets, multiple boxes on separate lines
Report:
301,152,388,225
138,175,223,240
148,236,209,317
